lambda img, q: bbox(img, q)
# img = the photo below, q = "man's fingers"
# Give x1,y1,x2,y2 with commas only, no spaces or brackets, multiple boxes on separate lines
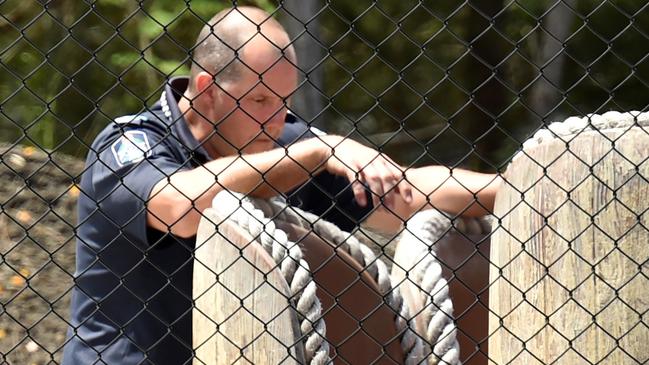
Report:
382,159,411,207
347,169,367,207
364,159,403,211
379,160,400,210
396,176,413,205
363,166,385,210
327,140,411,209
380,157,411,203
383,178,396,209
390,163,412,204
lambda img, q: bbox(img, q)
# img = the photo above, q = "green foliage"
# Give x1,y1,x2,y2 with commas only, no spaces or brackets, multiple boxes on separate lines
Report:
319,0,648,168
0,0,647,169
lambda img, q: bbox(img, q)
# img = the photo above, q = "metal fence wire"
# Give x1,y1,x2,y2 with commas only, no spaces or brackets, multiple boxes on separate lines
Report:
0,0,648,364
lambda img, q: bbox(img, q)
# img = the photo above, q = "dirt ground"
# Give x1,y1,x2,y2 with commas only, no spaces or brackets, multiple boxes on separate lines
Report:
0,143,82,365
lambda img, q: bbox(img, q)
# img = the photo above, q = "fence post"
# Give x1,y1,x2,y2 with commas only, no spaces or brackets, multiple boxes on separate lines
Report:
489,126,649,363
192,208,303,365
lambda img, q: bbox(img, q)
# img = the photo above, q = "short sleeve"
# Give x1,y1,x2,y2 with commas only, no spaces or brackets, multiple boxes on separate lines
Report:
85,127,187,246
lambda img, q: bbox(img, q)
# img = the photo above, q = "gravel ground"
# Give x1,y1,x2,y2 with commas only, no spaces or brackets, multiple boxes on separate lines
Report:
0,144,82,365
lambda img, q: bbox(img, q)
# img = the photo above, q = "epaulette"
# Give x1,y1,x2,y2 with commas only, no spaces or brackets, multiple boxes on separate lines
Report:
113,114,149,126
309,126,326,137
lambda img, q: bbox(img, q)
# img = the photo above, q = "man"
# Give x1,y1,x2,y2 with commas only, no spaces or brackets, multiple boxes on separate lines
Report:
63,6,499,364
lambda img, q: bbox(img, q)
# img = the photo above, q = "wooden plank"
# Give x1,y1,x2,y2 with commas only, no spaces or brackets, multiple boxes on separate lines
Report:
489,128,649,364
193,208,303,365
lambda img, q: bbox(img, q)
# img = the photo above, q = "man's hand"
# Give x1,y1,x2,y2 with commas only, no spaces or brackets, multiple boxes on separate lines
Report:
317,135,413,210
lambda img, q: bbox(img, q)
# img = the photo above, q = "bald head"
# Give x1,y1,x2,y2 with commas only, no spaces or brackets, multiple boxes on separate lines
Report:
189,6,296,94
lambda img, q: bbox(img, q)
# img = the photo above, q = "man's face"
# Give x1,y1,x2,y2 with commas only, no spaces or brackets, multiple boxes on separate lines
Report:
205,38,298,156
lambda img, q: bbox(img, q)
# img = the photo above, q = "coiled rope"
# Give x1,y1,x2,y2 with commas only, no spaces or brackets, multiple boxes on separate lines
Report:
517,110,649,161
393,205,494,365
215,191,330,364
214,191,427,364
398,210,458,365
213,191,492,364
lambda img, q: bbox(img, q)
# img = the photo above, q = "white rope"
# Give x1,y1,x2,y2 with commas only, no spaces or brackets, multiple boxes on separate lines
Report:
397,210,492,365
248,197,426,364
399,210,458,365
213,192,330,364
516,110,649,162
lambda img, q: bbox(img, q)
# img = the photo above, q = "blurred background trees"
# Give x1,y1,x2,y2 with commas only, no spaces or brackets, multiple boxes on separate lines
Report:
1,0,647,171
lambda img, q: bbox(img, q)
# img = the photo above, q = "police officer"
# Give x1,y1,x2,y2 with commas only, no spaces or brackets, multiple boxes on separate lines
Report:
62,6,499,364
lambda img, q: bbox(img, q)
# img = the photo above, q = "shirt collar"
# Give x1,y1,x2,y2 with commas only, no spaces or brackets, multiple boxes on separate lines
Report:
160,76,211,163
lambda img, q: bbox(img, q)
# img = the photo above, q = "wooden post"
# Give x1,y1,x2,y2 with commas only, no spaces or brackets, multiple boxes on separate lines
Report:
489,128,649,364
192,208,304,365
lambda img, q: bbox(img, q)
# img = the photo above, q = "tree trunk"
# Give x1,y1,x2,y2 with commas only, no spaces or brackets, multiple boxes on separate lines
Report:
529,0,577,123
462,0,508,171
279,0,326,122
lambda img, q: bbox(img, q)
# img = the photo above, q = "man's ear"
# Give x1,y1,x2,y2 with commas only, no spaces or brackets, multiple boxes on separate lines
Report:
194,71,214,96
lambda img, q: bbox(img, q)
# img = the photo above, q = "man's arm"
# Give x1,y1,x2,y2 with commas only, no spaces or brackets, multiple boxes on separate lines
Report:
147,135,412,238
364,166,501,234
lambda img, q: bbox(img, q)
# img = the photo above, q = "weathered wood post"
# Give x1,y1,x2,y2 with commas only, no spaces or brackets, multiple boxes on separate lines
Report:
489,116,649,364
192,208,303,365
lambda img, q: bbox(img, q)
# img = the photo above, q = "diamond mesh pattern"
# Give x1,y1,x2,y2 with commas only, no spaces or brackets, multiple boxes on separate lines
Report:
0,1,647,364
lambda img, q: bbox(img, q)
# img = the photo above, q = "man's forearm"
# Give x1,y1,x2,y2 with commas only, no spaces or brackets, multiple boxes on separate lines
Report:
364,166,500,234
147,138,329,237
407,166,500,217
206,139,330,201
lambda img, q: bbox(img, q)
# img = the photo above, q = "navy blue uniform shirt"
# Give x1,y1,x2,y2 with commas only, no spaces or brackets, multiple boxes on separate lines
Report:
62,77,372,364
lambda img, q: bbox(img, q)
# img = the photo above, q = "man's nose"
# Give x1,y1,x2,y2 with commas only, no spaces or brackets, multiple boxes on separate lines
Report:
262,109,286,136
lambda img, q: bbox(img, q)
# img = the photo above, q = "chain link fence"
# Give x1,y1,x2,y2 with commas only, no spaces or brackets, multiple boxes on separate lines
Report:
1,1,648,364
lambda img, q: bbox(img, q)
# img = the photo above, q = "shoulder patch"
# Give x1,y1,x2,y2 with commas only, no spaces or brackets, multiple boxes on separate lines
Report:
114,115,149,125
110,130,152,166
